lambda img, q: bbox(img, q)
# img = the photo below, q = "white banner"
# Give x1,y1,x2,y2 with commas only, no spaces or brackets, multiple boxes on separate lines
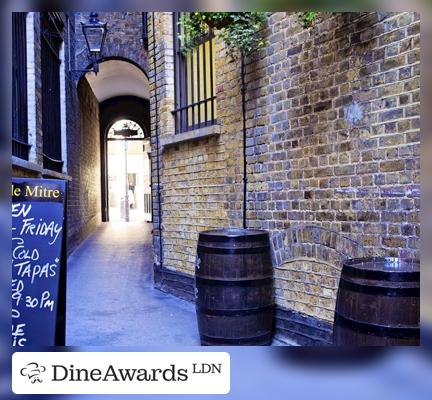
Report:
12,352,230,394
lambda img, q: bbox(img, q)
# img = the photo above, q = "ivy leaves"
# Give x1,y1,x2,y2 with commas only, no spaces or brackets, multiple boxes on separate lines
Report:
298,12,318,29
179,12,267,56
178,12,319,56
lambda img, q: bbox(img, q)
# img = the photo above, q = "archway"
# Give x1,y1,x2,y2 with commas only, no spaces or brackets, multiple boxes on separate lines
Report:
84,57,149,101
82,58,151,222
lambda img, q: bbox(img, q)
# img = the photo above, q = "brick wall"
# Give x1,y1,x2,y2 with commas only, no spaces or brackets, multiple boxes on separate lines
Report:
66,78,101,253
242,12,420,342
149,12,420,344
74,12,147,71
149,13,245,281
148,13,171,269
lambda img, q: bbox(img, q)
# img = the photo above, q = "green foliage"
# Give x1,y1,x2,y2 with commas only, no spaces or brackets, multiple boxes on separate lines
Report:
179,12,267,56
298,12,318,29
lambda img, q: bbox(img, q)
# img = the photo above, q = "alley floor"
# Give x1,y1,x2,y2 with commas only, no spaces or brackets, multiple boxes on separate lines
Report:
66,222,200,346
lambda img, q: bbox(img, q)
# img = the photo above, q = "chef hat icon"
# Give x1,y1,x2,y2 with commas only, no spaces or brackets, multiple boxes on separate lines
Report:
20,362,46,383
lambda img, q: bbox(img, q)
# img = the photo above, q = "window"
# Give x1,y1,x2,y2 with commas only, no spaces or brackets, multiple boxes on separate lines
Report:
172,13,217,133
41,12,64,172
107,120,146,140
12,12,29,160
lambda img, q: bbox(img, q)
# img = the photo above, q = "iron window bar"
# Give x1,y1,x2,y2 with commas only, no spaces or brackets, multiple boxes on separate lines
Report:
41,12,63,173
171,96,217,113
12,12,29,160
12,140,31,160
46,12,64,33
172,13,217,134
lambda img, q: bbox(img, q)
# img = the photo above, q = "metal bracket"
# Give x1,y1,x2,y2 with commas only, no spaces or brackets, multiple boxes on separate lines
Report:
69,63,99,79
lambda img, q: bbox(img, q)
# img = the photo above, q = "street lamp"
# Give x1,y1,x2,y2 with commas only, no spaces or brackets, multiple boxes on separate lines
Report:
81,13,107,59
69,12,108,75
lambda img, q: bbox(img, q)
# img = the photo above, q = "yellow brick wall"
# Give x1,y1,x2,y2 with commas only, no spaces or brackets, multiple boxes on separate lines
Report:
149,12,420,332
150,13,245,275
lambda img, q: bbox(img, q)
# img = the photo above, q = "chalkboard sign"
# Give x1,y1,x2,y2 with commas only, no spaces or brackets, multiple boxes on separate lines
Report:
12,178,67,347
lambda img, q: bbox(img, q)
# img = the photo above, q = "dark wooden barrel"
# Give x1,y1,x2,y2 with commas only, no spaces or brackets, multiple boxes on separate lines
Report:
195,228,274,345
334,257,420,346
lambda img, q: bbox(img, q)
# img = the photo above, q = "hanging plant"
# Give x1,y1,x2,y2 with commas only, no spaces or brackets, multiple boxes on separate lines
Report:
178,12,267,56
298,12,318,29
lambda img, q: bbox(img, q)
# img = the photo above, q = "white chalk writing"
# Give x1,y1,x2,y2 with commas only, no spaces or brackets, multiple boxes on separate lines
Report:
11,195,64,346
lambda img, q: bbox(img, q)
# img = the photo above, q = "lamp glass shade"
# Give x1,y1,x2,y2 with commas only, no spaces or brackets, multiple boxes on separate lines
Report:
81,14,107,55
85,26,105,52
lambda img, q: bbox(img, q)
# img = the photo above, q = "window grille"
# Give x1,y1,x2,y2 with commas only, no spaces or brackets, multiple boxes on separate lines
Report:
12,12,30,160
41,12,64,172
172,13,217,134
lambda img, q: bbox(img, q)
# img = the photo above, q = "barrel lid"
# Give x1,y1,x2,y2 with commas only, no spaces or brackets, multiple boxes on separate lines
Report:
198,228,269,242
343,257,419,273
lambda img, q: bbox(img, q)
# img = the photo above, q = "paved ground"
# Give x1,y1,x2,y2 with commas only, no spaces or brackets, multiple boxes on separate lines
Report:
66,222,200,346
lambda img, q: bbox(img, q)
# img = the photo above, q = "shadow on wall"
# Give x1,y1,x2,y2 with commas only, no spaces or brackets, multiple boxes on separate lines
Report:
67,78,101,255
270,225,366,345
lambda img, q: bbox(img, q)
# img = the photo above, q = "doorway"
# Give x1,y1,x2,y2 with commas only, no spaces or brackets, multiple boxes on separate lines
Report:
106,119,151,222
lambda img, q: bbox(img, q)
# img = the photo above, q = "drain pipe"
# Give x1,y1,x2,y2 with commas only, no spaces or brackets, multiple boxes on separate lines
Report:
241,55,247,230
152,13,163,267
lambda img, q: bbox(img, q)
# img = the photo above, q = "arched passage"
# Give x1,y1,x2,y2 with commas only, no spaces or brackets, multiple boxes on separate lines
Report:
85,58,149,102
100,96,150,221
80,58,151,222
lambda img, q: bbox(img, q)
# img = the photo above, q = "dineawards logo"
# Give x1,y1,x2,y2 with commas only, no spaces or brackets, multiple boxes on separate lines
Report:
20,362,47,383
51,362,189,382
12,352,230,395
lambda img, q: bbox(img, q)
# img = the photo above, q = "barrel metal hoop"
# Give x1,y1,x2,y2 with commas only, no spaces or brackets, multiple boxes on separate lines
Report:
200,332,272,345
195,276,273,287
344,257,419,266
339,277,420,297
199,232,269,243
343,265,420,282
334,313,420,339
197,244,270,255
197,305,273,317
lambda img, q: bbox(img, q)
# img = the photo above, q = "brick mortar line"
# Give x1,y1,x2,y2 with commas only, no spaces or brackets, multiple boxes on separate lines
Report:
276,286,337,301
274,296,335,314
163,162,227,170
264,66,420,98
275,257,342,270
163,173,228,179
162,177,232,184
275,277,339,291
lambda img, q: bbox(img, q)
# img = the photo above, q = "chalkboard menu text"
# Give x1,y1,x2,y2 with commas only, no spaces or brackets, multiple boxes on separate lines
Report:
12,178,67,347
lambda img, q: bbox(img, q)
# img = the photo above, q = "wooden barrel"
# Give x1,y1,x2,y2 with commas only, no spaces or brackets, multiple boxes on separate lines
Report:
334,257,420,346
195,228,274,345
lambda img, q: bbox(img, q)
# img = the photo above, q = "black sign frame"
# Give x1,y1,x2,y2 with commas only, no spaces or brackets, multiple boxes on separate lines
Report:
11,178,68,347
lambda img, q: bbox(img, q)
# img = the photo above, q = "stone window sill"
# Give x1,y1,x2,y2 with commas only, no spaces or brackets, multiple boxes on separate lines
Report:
12,156,72,181
161,125,221,150
42,168,72,181
12,156,43,174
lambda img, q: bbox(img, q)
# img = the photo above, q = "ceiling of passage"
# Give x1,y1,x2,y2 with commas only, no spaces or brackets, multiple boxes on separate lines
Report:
85,60,149,102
